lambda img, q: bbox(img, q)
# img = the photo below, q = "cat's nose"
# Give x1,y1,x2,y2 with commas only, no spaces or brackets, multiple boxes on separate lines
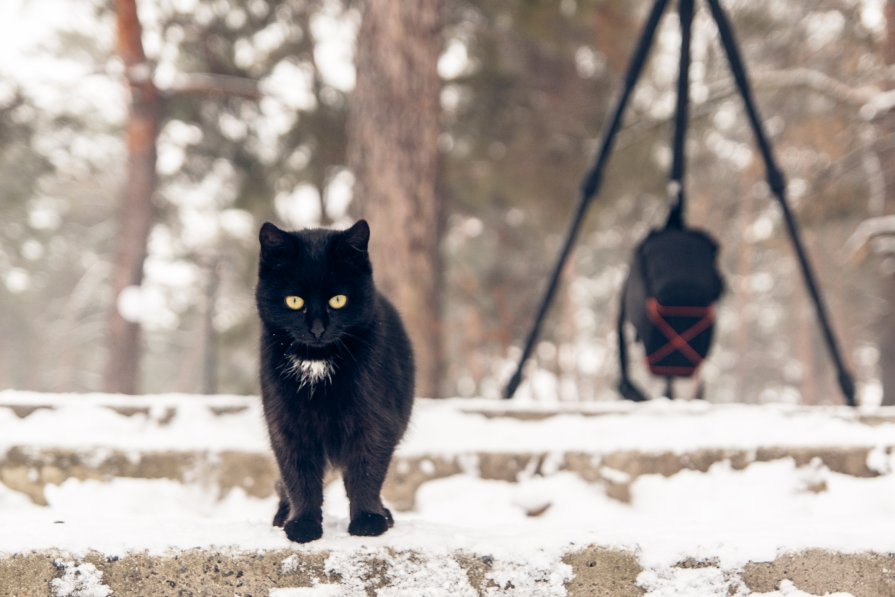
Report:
310,319,325,339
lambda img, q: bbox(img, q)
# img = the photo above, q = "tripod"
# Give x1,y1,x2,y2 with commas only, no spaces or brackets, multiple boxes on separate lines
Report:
503,0,857,406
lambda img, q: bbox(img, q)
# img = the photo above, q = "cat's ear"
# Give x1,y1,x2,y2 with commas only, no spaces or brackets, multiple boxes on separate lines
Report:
259,222,293,262
340,220,370,253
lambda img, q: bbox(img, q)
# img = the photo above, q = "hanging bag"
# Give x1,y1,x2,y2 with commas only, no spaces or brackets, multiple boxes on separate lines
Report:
621,226,723,372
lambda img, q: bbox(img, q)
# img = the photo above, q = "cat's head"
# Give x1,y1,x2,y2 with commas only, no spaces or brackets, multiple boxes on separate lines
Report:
255,220,375,350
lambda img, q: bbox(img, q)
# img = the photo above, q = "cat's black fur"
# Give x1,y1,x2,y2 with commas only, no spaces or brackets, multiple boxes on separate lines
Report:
255,220,414,543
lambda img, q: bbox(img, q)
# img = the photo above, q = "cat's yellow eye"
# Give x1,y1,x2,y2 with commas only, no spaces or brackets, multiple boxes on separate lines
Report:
328,295,348,309
285,296,305,310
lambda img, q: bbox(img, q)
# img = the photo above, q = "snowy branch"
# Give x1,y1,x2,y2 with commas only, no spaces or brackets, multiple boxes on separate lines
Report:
846,215,895,262
706,67,877,108
162,73,262,101
617,67,881,150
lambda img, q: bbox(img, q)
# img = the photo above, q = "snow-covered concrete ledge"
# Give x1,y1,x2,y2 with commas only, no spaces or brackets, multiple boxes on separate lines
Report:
1,547,893,596
3,392,895,595
3,393,894,461
2,391,894,507
3,391,895,427
2,444,892,509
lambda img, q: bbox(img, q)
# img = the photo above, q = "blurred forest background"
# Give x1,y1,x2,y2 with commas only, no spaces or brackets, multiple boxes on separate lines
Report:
1,0,894,404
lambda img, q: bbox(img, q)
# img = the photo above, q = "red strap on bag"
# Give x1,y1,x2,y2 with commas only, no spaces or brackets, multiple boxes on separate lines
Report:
645,298,715,376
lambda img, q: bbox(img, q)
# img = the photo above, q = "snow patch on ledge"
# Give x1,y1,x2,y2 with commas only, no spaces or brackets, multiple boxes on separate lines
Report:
51,560,112,597
1,460,894,571
1,391,894,456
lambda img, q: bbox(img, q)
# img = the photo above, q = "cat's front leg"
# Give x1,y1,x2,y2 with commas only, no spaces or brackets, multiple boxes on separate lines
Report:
343,449,395,537
275,445,326,543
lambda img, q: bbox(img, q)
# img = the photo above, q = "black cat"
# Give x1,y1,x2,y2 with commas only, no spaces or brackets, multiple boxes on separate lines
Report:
255,220,415,543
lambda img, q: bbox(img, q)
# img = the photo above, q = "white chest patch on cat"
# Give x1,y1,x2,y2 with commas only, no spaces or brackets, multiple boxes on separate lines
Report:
286,357,335,389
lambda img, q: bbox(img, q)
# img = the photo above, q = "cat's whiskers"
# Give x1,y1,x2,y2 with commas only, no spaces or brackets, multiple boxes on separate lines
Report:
336,329,372,349
336,338,359,366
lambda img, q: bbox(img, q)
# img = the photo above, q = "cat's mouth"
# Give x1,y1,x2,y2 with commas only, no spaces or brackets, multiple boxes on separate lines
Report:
305,334,338,347
289,334,340,355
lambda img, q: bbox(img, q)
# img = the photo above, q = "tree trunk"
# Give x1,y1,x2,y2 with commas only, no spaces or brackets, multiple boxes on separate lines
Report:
880,273,895,405
104,0,161,394
349,0,444,398
878,0,895,405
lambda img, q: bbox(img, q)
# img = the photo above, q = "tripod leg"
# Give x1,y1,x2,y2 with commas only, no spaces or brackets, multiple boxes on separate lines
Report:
693,377,705,401
617,287,649,402
705,0,857,407
666,0,695,231
504,0,673,399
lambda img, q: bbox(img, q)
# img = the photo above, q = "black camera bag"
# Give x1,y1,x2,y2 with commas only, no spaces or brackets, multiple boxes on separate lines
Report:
618,226,724,400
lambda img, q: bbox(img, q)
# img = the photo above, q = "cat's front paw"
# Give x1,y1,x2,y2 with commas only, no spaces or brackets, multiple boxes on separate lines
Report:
284,516,323,543
348,512,391,537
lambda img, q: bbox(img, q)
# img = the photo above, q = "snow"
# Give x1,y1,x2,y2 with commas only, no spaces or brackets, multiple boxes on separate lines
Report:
411,462,895,569
270,588,342,597
50,561,112,597
754,581,853,597
0,394,268,452
638,567,737,597
1,392,894,594
867,445,895,474
637,570,857,597
1,391,893,456
1,458,893,570
324,549,483,597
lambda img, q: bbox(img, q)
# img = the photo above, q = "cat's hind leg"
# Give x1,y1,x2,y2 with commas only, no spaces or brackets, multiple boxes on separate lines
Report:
272,479,290,527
